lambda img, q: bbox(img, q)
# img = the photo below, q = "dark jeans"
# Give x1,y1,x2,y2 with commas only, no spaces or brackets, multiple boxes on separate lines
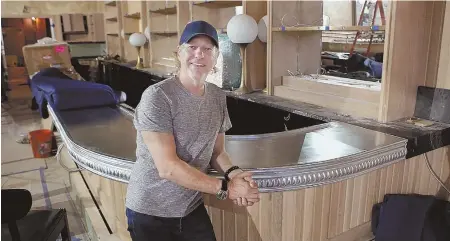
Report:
126,204,216,241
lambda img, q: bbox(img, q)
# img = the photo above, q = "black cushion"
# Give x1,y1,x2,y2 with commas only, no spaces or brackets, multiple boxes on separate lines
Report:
1,189,32,223
1,209,67,241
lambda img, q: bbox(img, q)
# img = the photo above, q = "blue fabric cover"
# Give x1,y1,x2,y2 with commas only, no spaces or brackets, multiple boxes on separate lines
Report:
364,58,383,78
30,68,120,118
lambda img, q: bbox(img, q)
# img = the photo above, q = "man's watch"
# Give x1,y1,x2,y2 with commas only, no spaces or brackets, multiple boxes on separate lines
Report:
216,179,228,200
224,166,241,181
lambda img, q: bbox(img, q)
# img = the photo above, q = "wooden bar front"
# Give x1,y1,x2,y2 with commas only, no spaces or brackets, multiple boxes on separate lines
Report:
69,145,449,241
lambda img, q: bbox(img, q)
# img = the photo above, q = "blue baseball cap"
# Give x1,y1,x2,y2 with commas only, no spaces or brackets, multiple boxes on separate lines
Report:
179,20,219,48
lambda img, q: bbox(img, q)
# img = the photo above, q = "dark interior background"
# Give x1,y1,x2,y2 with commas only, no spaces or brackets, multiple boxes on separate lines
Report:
98,62,327,136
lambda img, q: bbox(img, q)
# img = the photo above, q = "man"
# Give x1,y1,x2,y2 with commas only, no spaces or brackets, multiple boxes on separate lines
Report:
125,20,260,241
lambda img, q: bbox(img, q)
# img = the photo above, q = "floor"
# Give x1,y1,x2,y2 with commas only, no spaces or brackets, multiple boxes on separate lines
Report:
1,79,89,241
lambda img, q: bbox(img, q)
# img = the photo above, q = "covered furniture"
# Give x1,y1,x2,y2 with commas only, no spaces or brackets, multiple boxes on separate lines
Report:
1,189,70,241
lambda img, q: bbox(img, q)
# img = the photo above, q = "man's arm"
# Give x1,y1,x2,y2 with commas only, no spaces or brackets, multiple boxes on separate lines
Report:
210,133,243,179
142,131,222,195
210,133,260,205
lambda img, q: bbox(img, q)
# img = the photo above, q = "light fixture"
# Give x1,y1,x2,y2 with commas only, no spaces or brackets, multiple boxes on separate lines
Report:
257,15,268,43
227,14,258,94
144,26,151,40
258,15,269,94
31,17,36,21
129,32,147,69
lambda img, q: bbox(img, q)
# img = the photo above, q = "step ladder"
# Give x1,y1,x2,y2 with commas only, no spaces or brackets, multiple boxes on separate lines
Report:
350,0,386,56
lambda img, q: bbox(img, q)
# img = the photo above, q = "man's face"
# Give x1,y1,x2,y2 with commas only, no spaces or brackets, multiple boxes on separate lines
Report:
178,35,219,81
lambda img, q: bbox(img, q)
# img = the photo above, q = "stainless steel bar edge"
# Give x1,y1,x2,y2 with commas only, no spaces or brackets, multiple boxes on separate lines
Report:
48,105,133,183
49,104,408,192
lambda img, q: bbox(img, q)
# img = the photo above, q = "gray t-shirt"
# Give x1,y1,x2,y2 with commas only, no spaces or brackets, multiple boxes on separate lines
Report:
125,77,232,217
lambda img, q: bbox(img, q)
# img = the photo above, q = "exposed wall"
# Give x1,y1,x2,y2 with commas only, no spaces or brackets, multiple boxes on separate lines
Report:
323,0,353,26
1,1,103,18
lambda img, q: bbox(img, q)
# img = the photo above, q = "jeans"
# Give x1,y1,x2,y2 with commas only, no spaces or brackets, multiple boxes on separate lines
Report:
126,204,216,241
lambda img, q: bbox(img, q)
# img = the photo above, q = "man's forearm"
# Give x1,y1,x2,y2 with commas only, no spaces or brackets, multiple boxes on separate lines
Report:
210,150,234,174
161,157,222,195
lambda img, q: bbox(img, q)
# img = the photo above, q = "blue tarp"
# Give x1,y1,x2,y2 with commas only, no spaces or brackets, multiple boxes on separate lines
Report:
30,68,121,118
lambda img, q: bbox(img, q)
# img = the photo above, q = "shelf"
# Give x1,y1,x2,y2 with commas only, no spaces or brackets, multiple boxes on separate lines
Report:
151,31,178,37
124,12,141,19
105,17,118,22
272,25,386,32
192,1,242,9
63,31,88,35
106,33,119,36
104,1,116,7
149,6,177,15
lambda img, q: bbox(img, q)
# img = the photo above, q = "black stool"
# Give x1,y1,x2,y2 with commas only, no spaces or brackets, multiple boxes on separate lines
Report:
1,189,71,241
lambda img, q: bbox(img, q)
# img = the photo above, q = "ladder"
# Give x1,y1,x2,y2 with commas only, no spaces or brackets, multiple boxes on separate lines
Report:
349,0,386,56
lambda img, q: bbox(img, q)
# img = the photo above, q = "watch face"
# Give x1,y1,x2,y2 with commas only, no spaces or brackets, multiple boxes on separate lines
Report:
216,190,228,200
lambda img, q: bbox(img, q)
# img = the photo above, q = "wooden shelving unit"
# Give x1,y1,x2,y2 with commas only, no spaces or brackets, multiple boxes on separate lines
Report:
103,1,123,58
105,17,118,22
272,25,386,32
265,1,390,119
192,1,242,9
149,6,177,15
266,0,446,122
101,0,266,89
124,12,141,19
104,1,116,7
151,31,178,37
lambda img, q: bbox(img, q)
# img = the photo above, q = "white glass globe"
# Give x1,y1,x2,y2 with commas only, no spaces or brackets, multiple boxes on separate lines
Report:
226,14,258,44
257,15,268,43
144,26,151,40
129,33,147,47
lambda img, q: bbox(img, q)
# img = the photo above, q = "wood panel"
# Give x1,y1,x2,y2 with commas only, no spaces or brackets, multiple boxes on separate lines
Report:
204,146,450,241
269,1,322,91
51,15,64,42
89,13,106,42
424,1,446,88
1,1,101,18
243,1,267,91
436,1,450,90
378,1,436,122
275,75,381,119
191,3,236,30
80,169,130,241
68,144,449,241
106,35,121,57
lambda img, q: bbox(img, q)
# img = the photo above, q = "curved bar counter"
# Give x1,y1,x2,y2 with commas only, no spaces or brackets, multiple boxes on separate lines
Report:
46,96,445,241
45,57,449,241
48,103,407,192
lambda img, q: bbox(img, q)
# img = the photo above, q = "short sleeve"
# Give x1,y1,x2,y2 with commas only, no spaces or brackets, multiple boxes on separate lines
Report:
219,96,232,133
133,87,173,133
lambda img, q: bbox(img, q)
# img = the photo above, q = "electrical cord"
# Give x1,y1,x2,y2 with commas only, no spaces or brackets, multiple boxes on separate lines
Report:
424,153,450,195
57,142,84,173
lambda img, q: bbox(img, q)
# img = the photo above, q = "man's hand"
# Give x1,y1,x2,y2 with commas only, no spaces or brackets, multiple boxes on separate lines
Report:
227,171,259,206
209,133,260,206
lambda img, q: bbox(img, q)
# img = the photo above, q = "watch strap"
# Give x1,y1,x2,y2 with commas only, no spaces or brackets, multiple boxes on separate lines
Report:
221,179,228,191
224,166,241,181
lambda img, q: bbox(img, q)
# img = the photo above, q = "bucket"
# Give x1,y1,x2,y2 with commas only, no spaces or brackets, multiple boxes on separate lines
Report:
28,129,54,158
